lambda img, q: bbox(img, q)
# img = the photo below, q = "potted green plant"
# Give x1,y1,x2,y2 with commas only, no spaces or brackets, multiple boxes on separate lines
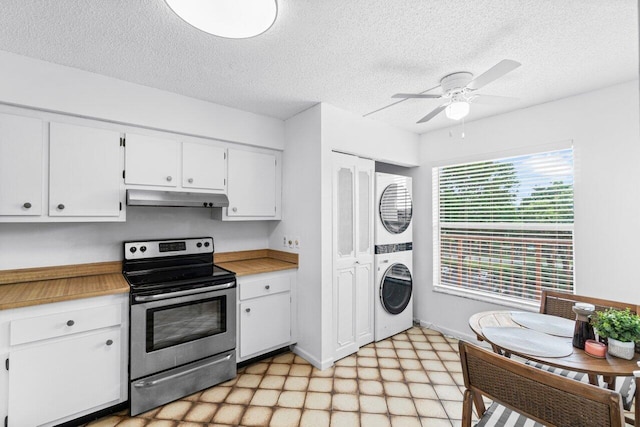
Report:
590,308,640,360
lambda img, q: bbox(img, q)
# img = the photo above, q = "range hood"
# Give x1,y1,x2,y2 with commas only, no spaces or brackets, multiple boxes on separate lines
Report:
127,190,229,208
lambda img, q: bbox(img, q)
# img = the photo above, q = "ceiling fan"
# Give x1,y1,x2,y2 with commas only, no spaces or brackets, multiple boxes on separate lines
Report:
392,59,521,124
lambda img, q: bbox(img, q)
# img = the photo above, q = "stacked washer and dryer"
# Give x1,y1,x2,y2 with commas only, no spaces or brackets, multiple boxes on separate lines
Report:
374,173,414,341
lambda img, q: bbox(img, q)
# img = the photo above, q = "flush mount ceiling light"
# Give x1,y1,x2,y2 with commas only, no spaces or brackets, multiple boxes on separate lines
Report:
165,0,277,39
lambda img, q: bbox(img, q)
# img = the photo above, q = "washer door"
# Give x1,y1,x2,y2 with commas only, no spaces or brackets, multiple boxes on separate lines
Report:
379,183,412,234
380,263,412,315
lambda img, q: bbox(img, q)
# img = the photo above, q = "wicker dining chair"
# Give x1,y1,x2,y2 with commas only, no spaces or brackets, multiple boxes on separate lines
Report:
537,290,638,413
459,340,627,427
540,290,640,321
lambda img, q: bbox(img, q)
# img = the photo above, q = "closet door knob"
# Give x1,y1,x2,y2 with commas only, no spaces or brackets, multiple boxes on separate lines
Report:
265,285,270,290
166,176,173,182
232,207,238,213
188,178,194,183
57,204,65,210
245,308,251,313
23,202,32,209
66,320,75,326
106,339,113,346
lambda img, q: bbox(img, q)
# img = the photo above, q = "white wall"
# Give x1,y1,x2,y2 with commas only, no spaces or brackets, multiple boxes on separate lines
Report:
413,80,640,340
0,207,269,269
268,104,324,366
0,51,285,150
321,104,419,167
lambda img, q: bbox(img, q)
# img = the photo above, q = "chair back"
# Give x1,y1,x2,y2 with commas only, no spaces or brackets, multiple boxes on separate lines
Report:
540,290,640,320
459,340,625,427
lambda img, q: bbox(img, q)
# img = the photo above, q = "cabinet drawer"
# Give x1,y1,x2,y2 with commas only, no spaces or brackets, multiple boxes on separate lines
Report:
10,304,121,346
239,274,290,300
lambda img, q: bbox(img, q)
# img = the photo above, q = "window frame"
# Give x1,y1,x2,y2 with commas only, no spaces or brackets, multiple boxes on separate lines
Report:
432,145,575,308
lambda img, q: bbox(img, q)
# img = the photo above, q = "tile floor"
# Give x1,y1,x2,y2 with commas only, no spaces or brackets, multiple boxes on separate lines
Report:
87,326,470,427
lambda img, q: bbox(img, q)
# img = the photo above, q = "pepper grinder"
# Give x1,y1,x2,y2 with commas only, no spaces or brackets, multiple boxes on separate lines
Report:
572,302,595,349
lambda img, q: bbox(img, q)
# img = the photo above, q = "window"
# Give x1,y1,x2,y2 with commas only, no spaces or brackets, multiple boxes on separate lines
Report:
433,148,574,305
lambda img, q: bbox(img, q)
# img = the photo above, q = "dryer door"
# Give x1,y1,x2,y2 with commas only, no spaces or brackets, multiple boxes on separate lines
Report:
379,183,412,234
380,263,412,315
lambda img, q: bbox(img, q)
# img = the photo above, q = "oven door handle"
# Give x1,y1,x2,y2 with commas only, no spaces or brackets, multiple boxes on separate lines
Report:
133,281,235,302
132,352,233,388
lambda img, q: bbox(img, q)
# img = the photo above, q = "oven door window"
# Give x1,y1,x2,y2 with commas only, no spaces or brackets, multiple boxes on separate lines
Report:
146,296,226,352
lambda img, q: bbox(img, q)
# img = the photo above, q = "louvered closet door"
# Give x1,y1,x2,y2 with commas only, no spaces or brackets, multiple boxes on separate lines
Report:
332,152,374,361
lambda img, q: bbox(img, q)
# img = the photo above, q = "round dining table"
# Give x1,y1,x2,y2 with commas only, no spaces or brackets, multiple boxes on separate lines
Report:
469,310,640,425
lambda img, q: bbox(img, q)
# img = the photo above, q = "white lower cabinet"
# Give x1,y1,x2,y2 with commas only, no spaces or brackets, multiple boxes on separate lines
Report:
237,271,296,362
0,294,128,427
8,328,121,427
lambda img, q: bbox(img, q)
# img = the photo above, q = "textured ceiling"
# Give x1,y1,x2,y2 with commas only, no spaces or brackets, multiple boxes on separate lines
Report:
0,1,637,134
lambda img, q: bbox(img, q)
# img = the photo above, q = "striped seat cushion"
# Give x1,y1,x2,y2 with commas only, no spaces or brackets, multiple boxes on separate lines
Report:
475,401,543,427
525,361,636,411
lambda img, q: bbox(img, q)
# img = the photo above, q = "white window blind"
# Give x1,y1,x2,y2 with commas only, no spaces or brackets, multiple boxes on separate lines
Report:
433,148,574,304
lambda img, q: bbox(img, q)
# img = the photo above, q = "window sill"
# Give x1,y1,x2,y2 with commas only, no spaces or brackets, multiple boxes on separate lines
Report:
433,285,539,312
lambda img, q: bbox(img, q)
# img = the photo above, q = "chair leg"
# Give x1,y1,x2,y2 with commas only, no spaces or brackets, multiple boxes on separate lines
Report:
462,389,475,427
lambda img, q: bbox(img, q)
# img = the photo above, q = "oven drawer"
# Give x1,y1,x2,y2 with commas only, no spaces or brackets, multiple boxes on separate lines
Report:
239,274,290,300
10,304,122,346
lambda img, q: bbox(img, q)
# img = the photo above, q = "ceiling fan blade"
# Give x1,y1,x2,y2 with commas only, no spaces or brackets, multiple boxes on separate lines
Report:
467,59,521,91
469,94,519,105
392,93,441,99
417,104,448,123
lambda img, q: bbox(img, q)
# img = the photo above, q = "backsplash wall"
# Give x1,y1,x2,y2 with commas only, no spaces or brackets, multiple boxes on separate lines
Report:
0,207,270,269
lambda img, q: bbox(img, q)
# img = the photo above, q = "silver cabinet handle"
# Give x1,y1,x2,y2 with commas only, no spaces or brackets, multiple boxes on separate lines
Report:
265,285,270,290
23,202,31,209
57,204,65,210
166,176,172,182
106,339,113,346
133,352,233,388
188,178,194,183
66,320,75,326
232,207,237,212
245,308,251,313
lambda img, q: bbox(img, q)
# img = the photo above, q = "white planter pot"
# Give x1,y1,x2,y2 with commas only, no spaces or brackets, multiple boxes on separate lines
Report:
607,338,636,360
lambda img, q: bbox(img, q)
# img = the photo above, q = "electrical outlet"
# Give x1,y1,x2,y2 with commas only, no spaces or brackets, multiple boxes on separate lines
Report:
294,236,300,249
283,235,288,247
288,238,294,248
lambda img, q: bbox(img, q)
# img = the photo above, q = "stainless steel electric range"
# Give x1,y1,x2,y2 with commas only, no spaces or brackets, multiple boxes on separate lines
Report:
123,237,237,416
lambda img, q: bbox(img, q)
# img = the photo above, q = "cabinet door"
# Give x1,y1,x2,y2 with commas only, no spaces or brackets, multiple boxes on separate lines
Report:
0,113,43,216
227,149,276,217
125,133,178,187
8,328,121,427
182,142,226,191
239,292,290,358
333,266,358,360
355,261,374,346
332,152,374,360
49,123,122,217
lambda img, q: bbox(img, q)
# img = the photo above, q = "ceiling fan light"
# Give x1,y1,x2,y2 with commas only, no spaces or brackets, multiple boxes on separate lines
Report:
165,0,277,39
445,101,470,121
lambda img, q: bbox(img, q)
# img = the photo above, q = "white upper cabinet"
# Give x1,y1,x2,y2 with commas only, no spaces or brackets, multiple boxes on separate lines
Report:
214,148,280,220
182,142,226,191
0,113,125,223
49,123,123,218
124,134,179,188
0,113,44,216
125,133,226,193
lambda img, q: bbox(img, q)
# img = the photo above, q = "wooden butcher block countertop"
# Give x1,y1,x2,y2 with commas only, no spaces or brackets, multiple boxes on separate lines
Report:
0,261,128,310
215,249,298,276
0,249,298,310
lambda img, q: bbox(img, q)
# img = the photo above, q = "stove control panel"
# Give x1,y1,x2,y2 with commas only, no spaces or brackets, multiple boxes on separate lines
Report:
124,237,213,259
